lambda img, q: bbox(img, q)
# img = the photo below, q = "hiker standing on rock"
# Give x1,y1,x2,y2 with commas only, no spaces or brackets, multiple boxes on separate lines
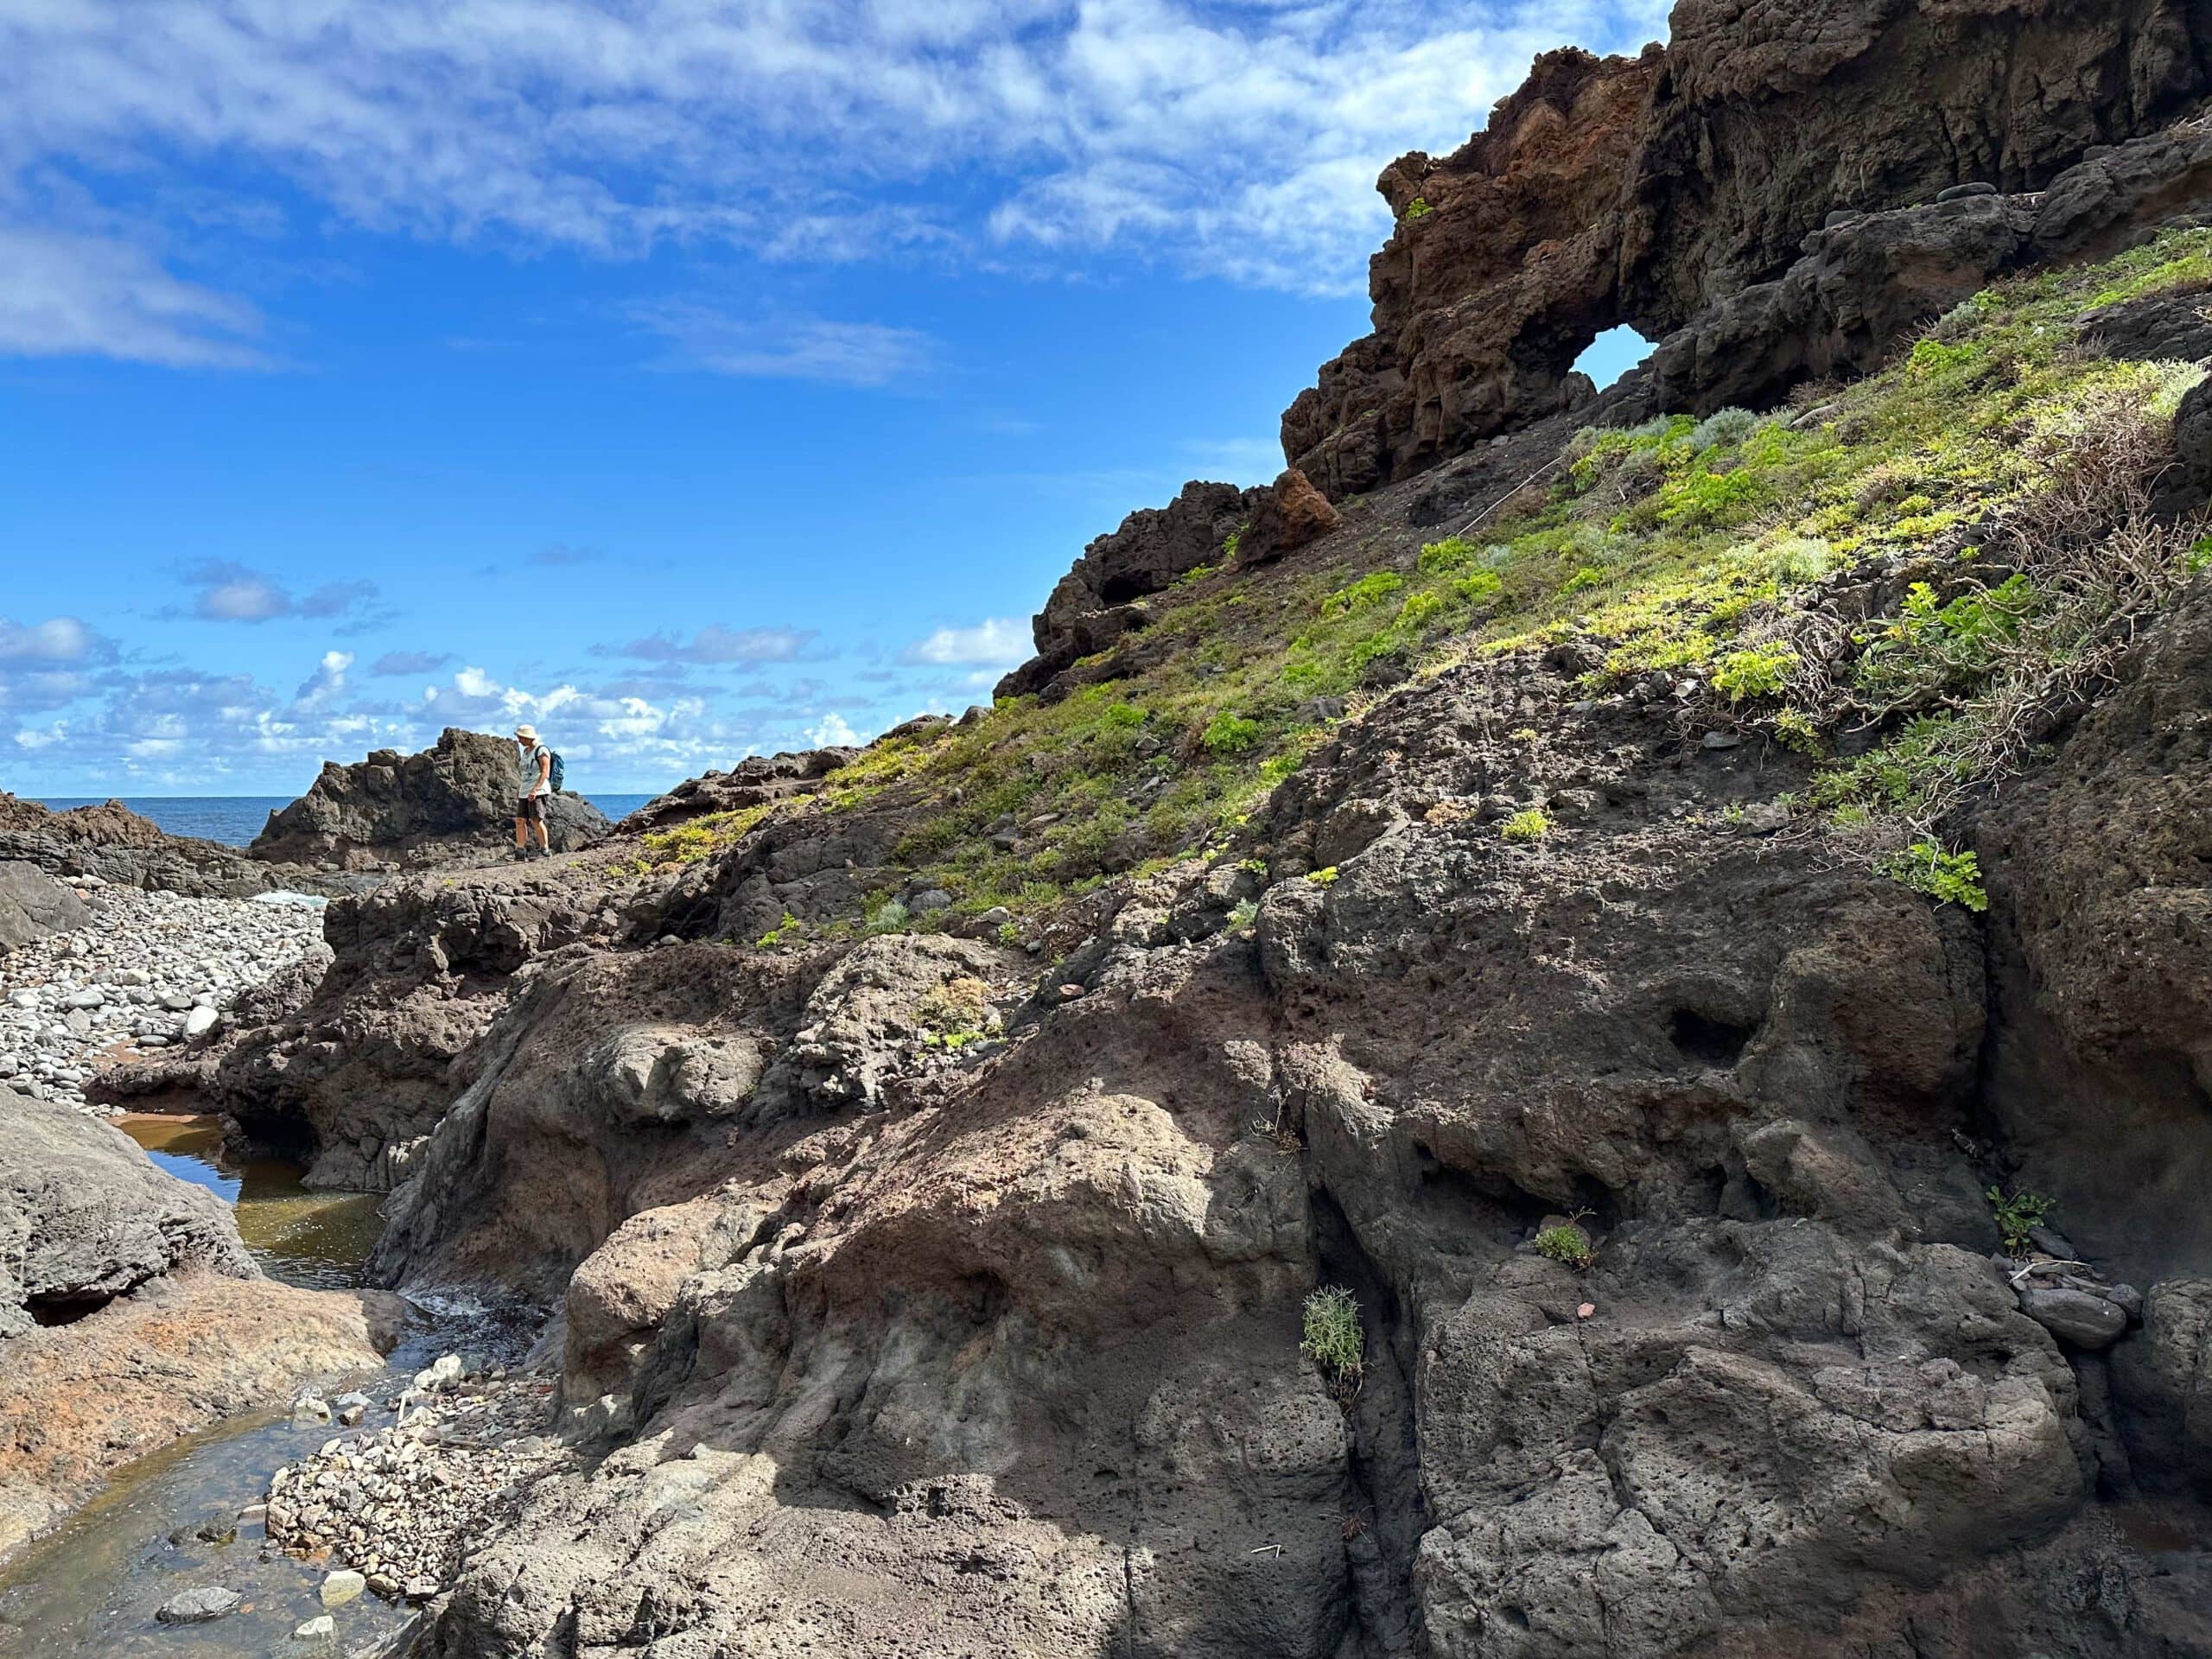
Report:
512,723,553,861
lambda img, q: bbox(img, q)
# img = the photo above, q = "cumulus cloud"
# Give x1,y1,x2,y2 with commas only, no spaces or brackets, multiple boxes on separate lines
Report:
900,617,1030,666
0,616,108,664
597,625,820,665
806,712,860,747
173,561,382,624
0,0,1676,362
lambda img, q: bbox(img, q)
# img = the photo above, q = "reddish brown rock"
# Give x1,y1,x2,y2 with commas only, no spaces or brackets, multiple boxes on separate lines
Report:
1284,0,2212,497
1238,468,1342,565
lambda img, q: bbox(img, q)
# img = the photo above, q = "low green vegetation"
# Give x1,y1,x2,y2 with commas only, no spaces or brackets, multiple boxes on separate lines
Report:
1987,1186,2056,1256
635,230,2212,939
1300,1286,1364,1379
1880,842,1988,912
1500,809,1552,844
1534,1221,1597,1272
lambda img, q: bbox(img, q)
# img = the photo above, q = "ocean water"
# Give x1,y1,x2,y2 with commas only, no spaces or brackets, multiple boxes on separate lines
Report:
36,793,656,848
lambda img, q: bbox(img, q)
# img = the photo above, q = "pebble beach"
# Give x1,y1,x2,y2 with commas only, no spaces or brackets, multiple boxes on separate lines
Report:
0,876,327,1115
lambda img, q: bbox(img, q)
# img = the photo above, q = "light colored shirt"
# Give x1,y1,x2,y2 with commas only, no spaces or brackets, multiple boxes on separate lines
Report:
518,742,550,798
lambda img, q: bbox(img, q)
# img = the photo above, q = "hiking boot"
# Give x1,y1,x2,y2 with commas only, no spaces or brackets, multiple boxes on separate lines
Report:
510,847,529,861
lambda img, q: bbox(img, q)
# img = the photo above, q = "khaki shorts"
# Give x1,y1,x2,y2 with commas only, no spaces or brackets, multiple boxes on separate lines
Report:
516,795,546,823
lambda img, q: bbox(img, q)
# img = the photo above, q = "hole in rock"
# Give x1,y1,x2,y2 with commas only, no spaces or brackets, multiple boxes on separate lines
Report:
1096,574,1154,606
27,1292,111,1327
1572,325,1656,392
1670,1008,1757,1069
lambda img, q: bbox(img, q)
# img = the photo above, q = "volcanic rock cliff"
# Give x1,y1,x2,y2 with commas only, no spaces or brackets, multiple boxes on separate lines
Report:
149,4,2212,1656
1282,0,2212,497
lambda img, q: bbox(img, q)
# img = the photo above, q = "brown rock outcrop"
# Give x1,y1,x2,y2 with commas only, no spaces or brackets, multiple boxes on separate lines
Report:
997,479,1260,699
249,728,611,870
1239,467,1342,566
1283,0,2212,497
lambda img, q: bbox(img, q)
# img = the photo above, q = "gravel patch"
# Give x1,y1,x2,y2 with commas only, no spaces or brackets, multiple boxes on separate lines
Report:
266,1361,563,1604
0,877,326,1114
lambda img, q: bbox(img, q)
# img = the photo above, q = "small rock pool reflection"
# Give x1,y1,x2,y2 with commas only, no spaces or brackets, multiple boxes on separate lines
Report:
0,1118,415,1657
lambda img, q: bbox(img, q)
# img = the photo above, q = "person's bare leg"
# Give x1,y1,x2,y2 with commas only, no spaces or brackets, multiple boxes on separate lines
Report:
532,816,551,855
513,815,528,858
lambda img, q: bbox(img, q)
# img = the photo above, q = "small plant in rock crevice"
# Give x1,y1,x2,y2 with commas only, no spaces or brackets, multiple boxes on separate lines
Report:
1987,1186,2056,1256
1881,842,1988,912
1534,1218,1597,1272
1300,1286,1364,1381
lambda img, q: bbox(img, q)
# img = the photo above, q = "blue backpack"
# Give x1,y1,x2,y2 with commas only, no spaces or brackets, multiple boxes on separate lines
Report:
546,751,565,795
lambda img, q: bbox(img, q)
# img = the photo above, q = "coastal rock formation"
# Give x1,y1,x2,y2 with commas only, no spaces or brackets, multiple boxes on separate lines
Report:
998,479,1261,698
0,791,319,899
1283,0,2212,496
0,1090,249,1334
620,747,856,833
0,1091,392,1550
0,861,86,953
211,865,619,1190
249,728,612,870
143,5,2212,1653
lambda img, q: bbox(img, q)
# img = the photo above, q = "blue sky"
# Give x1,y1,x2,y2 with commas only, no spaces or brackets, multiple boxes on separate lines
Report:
1,0,1668,796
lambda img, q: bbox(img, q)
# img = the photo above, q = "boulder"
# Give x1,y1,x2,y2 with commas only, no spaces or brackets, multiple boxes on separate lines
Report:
249,728,611,869
0,1088,253,1337
0,860,88,952
1237,468,1341,566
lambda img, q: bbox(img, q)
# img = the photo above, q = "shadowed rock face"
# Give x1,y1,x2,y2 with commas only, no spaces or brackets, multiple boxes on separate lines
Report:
249,728,611,870
1282,0,2212,497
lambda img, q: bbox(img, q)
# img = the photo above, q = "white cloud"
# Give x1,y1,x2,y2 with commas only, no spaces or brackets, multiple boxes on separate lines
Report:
598,624,820,664
0,225,267,368
0,0,1678,356
900,617,1030,666
0,616,103,664
634,304,941,387
172,561,382,624
806,712,860,747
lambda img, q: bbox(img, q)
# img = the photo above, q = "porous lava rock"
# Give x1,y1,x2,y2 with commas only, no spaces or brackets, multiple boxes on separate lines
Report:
249,728,611,869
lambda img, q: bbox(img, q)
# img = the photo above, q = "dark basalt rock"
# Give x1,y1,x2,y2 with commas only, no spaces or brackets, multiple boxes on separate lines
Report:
249,728,611,870
0,860,88,952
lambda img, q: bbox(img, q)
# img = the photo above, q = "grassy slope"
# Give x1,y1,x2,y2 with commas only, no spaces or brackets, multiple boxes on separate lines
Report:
636,230,2212,933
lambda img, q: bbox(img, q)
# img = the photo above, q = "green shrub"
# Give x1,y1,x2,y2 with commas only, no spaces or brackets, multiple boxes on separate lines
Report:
1300,1286,1363,1378
1402,197,1433,221
1202,712,1263,754
864,899,911,936
1100,702,1147,730
757,912,803,949
1534,1223,1596,1271
1306,865,1340,885
1500,809,1552,844
1418,536,1478,573
1986,1187,2055,1256
1713,645,1798,702
1323,572,1406,616
1688,407,1761,451
1227,897,1259,930
1881,842,1987,912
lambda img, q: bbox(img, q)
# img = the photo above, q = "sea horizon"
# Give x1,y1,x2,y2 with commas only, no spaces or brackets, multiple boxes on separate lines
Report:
35,792,658,848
